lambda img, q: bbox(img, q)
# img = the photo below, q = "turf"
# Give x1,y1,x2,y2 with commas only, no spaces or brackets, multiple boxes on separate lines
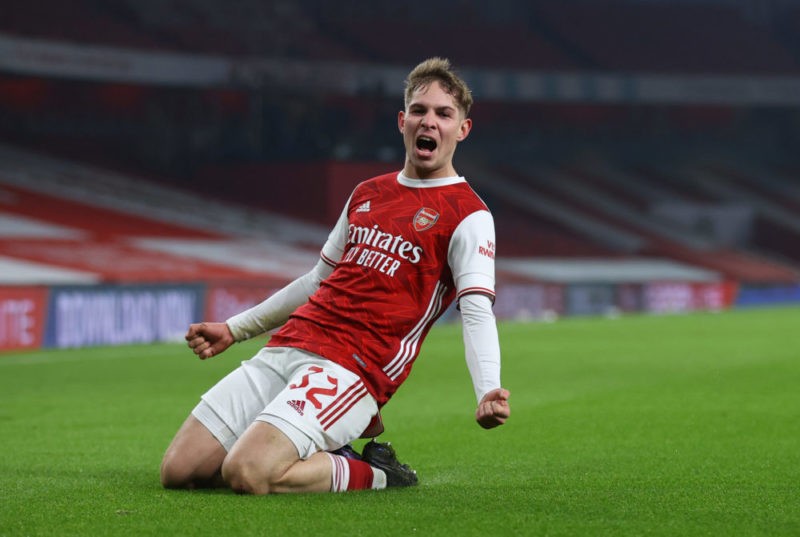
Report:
1,306,798,536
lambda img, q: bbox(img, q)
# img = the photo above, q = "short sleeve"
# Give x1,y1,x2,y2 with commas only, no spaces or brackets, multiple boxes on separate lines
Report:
448,210,496,302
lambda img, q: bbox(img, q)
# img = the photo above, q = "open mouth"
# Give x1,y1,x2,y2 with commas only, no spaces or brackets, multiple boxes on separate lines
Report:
416,136,437,152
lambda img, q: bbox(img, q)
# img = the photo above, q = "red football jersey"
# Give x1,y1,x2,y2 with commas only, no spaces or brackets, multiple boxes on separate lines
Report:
267,172,496,405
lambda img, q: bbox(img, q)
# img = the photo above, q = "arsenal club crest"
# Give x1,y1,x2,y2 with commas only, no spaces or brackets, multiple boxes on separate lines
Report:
413,207,439,232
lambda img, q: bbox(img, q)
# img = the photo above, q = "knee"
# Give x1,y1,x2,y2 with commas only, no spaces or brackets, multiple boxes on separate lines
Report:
160,452,192,489
221,454,273,495
160,450,216,490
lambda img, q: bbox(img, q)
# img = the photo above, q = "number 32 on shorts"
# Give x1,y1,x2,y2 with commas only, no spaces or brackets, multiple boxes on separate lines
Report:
289,366,339,409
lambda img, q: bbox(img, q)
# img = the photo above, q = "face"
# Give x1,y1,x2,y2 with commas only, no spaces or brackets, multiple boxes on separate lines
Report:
398,80,472,179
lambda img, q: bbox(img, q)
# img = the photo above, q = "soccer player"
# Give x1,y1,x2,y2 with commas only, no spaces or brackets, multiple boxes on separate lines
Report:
160,57,510,494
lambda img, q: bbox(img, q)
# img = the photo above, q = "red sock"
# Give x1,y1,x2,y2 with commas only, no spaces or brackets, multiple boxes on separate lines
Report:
328,454,375,492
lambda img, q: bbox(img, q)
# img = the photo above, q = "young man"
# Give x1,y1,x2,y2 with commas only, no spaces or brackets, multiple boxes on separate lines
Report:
160,57,510,494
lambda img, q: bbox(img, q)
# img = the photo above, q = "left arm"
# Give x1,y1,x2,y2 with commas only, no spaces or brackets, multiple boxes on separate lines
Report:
461,293,510,429
449,210,511,429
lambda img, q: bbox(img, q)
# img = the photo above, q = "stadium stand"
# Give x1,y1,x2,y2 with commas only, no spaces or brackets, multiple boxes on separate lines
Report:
532,1,800,74
0,0,163,50
1,0,798,293
462,155,799,283
0,144,325,286
3,0,798,73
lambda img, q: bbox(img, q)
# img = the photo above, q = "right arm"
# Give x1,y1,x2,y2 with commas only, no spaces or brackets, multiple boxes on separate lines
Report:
185,259,333,359
186,195,353,360
226,258,334,341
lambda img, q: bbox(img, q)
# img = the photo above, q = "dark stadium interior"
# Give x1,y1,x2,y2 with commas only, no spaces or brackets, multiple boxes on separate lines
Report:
1,0,799,293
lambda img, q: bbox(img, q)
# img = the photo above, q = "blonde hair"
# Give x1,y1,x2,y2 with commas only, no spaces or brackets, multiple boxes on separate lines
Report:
404,57,473,117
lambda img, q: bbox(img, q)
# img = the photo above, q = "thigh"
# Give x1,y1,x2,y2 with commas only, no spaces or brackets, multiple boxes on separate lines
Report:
198,348,289,450
257,352,378,458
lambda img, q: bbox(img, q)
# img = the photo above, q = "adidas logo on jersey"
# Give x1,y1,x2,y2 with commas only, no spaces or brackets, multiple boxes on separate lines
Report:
356,200,371,213
287,399,306,415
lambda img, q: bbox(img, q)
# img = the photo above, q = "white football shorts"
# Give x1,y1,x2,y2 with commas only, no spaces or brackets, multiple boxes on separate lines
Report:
192,346,378,459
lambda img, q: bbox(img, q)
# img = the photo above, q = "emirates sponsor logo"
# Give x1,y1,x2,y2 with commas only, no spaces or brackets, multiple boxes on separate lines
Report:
413,207,439,232
287,399,306,415
346,223,424,264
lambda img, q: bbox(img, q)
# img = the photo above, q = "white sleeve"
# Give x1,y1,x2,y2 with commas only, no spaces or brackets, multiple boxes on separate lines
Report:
319,193,352,267
448,210,496,301
226,196,352,341
225,259,334,341
460,293,502,402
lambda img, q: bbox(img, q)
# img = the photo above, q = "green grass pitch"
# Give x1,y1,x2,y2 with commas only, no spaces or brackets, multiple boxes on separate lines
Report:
1,306,798,536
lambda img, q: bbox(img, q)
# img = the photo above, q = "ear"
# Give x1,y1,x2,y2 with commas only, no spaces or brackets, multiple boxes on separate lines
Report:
456,117,472,142
398,110,406,133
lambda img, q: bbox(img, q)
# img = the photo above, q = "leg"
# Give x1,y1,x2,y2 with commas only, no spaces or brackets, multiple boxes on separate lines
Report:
221,421,332,494
161,415,227,489
220,351,385,495
160,348,289,489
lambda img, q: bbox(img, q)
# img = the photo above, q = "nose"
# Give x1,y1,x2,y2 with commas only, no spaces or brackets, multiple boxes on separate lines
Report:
421,111,437,129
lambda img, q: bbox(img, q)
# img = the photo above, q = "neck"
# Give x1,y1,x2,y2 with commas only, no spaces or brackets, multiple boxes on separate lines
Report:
402,161,457,180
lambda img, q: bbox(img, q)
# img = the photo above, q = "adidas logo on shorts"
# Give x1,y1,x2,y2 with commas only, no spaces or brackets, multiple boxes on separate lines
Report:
288,399,306,416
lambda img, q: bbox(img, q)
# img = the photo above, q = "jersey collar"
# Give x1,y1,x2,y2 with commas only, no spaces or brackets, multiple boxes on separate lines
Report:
397,172,465,188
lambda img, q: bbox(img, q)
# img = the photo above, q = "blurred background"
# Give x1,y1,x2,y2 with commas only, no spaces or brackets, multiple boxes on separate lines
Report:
1,0,799,351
